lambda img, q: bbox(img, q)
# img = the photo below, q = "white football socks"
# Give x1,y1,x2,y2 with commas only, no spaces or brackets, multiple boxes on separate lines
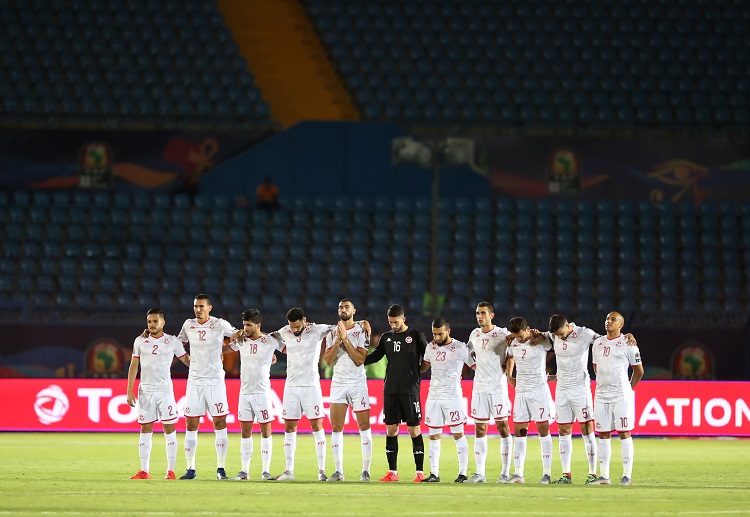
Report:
540,435,553,476
184,430,198,470
500,436,513,477
455,436,469,476
283,432,296,472
513,436,527,477
138,432,152,472
360,428,372,473
261,436,272,473
331,431,344,474
313,430,327,472
215,428,228,469
428,439,441,477
164,431,177,472
621,437,634,478
598,437,612,479
582,432,598,475
559,434,573,474
474,436,488,476
241,436,253,473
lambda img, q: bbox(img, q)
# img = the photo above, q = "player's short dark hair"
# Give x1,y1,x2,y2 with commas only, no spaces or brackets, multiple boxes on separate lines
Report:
146,308,165,319
387,304,404,317
195,293,211,303
477,301,494,313
548,314,568,333
508,317,528,333
339,298,355,307
432,317,450,329
242,309,262,324
286,307,305,322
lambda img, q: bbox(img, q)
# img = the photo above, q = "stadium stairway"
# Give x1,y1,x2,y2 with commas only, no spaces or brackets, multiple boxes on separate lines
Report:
216,0,359,127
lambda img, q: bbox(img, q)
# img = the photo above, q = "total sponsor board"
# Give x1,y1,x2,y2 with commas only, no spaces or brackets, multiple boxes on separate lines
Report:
4,379,750,435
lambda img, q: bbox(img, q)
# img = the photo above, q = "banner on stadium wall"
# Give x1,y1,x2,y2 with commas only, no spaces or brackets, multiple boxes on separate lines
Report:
2,379,748,436
0,128,273,192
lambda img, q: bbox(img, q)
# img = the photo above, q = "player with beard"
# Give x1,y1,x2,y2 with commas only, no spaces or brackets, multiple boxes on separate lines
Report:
322,299,372,482
419,318,475,483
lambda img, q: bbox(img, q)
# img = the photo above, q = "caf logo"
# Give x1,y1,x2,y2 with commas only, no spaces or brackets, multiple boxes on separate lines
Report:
34,385,70,425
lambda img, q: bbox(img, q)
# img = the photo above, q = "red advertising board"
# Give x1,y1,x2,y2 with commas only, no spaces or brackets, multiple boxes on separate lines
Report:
3,379,749,436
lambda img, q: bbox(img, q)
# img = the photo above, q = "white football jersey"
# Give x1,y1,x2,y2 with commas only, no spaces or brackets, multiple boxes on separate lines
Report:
326,324,368,386
468,325,510,393
550,324,601,390
424,339,475,400
592,334,642,403
275,323,333,387
177,316,235,385
132,333,187,393
230,333,284,394
508,337,552,393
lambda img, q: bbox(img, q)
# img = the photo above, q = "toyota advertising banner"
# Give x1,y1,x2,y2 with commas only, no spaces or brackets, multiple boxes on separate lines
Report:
3,379,749,436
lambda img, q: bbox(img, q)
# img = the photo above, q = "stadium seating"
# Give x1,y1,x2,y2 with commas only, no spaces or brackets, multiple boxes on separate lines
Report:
304,0,750,129
1,0,271,128
0,190,747,328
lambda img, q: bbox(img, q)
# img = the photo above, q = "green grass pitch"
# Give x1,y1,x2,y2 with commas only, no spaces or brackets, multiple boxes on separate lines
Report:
1,432,748,516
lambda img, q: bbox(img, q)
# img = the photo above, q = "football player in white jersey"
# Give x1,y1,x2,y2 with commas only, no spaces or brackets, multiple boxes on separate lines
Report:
177,294,239,481
591,312,643,486
545,314,637,484
127,308,190,480
464,302,513,483
505,317,555,484
271,307,335,481
322,299,373,482
228,309,283,481
418,318,475,483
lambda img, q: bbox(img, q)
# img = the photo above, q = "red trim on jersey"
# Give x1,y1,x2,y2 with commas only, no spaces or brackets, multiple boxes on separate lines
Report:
557,420,575,425
472,417,491,422
345,325,356,330
133,355,140,359
176,353,187,359
238,417,274,424
282,418,300,422
426,421,467,429
209,412,230,417
281,347,287,354
481,326,497,335
606,334,622,341
353,408,371,413
161,417,178,424
582,418,594,423
534,419,550,424
513,420,530,424
597,428,614,433
308,417,323,421
422,360,431,364
139,418,158,425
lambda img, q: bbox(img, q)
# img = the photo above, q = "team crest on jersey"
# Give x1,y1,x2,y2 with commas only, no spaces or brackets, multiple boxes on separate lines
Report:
405,336,413,343
450,345,456,352
571,331,578,338
261,336,266,343
209,323,215,329
491,333,497,338
164,338,169,344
